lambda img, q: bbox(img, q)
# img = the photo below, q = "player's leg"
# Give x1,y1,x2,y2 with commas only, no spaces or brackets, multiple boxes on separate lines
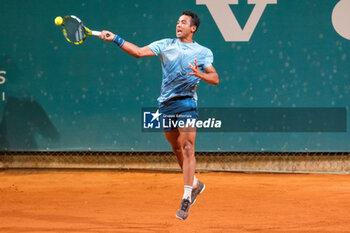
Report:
164,129,183,169
173,126,196,220
164,129,200,188
176,125,205,206
161,97,203,220
177,127,196,188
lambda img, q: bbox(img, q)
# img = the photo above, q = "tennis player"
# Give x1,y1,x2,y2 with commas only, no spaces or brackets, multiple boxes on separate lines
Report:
99,11,219,220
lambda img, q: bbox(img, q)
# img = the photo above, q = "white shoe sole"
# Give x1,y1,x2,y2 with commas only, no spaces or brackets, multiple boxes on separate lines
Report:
175,214,187,220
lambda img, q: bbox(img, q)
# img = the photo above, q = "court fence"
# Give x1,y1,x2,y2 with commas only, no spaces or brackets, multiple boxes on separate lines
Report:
1,152,350,174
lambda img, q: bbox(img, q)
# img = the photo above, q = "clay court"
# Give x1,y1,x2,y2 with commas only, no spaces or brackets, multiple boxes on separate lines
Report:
1,169,350,233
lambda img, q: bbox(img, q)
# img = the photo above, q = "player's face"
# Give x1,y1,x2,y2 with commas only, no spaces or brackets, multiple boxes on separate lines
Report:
176,15,196,40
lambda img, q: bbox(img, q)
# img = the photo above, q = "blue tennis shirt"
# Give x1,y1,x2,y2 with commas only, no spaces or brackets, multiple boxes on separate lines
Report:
148,38,214,104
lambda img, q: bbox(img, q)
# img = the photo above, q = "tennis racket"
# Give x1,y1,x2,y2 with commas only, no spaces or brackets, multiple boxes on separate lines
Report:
60,15,110,45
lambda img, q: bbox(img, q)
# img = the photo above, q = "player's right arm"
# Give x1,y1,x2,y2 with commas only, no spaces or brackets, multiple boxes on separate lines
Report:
121,42,156,58
99,30,155,58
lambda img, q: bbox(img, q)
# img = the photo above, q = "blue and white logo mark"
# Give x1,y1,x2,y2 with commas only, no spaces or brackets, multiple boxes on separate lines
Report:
143,109,162,129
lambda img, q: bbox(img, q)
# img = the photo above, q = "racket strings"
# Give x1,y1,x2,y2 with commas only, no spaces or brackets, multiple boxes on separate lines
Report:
62,17,86,44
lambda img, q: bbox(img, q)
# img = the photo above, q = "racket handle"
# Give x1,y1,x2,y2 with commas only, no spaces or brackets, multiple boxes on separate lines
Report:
91,30,101,36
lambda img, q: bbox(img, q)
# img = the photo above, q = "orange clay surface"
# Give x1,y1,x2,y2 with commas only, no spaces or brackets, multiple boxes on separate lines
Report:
1,169,350,233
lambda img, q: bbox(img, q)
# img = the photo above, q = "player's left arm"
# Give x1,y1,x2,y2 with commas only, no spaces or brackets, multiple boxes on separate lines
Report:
188,59,219,86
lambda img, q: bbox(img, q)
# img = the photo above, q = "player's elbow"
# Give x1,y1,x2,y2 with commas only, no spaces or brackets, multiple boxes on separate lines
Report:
128,48,142,58
214,78,219,86
133,48,145,58
212,74,219,86
133,52,142,59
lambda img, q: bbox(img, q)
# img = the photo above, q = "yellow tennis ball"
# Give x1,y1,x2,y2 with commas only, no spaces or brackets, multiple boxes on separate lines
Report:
55,16,63,25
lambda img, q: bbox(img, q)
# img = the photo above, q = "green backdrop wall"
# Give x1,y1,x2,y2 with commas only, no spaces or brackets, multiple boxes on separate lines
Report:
0,0,349,152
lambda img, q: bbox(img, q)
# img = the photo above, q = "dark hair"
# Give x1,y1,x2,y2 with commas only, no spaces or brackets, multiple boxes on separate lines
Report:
182,11,200,33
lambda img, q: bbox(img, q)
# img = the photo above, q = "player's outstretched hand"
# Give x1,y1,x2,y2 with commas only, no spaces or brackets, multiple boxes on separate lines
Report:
99,30,115,41
187,59,201,77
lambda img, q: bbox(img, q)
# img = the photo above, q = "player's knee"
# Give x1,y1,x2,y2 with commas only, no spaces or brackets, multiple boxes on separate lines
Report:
182,140,194,154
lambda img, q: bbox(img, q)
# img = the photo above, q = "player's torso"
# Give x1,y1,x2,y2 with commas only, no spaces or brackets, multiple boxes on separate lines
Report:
160,39,206,76
157,39,209,103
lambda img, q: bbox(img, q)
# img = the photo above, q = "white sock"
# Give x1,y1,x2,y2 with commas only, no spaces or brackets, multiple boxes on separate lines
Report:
183,185,192,202
192,175,198,188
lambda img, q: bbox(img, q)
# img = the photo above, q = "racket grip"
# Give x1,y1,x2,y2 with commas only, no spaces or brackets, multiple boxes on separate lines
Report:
91,30,101,36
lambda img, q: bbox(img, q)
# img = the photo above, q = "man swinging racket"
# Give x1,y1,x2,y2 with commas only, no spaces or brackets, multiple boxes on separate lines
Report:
99,11,219,220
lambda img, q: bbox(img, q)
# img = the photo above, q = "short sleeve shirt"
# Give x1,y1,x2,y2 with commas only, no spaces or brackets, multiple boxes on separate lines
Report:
148,38,214,104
